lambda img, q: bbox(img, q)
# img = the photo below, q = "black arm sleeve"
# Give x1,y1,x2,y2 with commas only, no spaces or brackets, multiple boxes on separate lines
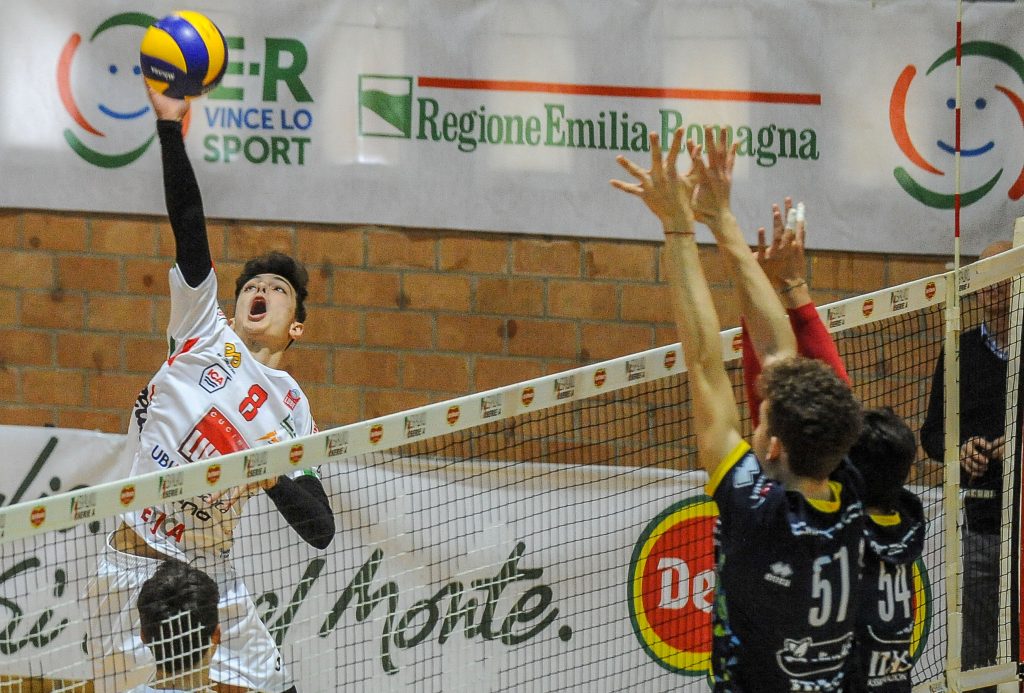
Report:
920,347,946,462
156,120,212,288
264,474,335,550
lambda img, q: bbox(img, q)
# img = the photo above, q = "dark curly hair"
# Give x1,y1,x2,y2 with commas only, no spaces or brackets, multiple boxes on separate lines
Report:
759,356,863,480
234,252,309,323
847,407,916,509
138,559,219,675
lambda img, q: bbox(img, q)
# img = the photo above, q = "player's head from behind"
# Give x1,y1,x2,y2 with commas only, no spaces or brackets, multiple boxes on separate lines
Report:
754,356,863,482
138,559,220,678
847,406,916,511
231,251,309,351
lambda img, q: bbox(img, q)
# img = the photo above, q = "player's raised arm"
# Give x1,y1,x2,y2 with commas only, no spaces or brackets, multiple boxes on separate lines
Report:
612,129,742,475
692,126,795,365
148,87,212,288
743,201,850,423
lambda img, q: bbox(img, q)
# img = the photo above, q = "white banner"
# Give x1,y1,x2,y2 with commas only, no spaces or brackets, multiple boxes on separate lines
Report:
0,425,946,690
1,1,1022,254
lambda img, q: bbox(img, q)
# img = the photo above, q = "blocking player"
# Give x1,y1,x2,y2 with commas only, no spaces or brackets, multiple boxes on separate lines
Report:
85,87,335,693
612,126,865,692
744,203,925,692
137,560,221,693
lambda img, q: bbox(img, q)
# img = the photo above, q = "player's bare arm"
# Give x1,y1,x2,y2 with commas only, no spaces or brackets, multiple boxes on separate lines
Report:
612,129,742,475
691,126,796,365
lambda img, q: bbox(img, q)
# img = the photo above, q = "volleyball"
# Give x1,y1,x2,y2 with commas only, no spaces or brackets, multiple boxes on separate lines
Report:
139,11,228,99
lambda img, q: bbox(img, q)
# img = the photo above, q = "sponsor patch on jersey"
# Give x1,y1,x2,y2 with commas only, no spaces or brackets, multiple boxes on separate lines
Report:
199,364,232,393
776,632,853,679
284,388,301,410
223,342,242,368
764,561,793,587
178,407,249,463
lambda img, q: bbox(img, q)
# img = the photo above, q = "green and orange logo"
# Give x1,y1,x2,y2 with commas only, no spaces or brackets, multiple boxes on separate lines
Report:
57,12,186,168
628,496,718,676
890,41,1024,208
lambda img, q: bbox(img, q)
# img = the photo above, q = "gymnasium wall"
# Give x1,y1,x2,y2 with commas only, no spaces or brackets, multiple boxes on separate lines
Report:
0,208,954,435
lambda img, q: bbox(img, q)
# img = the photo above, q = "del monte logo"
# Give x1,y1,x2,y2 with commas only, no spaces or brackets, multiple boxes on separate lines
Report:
890,41,1024,208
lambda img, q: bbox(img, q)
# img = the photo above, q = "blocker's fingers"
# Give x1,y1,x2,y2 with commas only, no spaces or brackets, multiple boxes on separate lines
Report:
772,204,785,241
757,227,767,258
615,155,647,181
610,179,643,196
649,133,663,177
665,128,683,175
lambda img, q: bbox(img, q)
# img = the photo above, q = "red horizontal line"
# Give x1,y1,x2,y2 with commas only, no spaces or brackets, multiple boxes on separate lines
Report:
417,77,820,106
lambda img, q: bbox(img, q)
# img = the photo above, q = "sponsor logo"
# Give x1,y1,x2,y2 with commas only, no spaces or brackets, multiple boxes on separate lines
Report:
776,633,853,678
958,268,971,293
925,281,937,300
664,350,677,370
178,407,249,463
223,343,242,368
149,444,175,469
359,75,820,168
140,506,185,543
889,41,1024,209
731,332,743,353
890,287,909,312
594,368,607,387
70,492,97,522
554,375,576,400
30,506,46,528
481,394,503,419
120,484,136,506
245,451,269,478
626,358,646,382
446,405,461,425
404,413,427,439
862,298,875,317
370,423,384,444
59,14,316,169
326,431,349,457
764,561,793,588
284,388,301,410
199,364,232,393
159,472,184,499
289,444,304,465
521,387,534,406
629,497,718,675
827,305,846,329
206,463,222,485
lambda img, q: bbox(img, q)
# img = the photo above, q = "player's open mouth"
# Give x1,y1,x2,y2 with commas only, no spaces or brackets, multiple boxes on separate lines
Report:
249,296,267,320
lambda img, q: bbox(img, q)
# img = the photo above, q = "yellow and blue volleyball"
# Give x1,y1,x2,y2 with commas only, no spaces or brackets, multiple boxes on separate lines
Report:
140,11,227,99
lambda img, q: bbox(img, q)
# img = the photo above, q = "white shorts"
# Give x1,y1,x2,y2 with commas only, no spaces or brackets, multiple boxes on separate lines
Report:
83,535,290,693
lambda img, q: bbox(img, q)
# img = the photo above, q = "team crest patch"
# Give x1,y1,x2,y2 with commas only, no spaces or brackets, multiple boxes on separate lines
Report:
199,364,232,393
284,388,301,410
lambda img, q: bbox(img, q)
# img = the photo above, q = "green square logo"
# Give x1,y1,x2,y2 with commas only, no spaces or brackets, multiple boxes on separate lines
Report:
359,75,413,138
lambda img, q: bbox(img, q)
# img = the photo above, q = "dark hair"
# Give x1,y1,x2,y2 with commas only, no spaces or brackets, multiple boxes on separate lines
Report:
847,407,916,509
759,356,863,480
234,252,309,323
138,559,219,675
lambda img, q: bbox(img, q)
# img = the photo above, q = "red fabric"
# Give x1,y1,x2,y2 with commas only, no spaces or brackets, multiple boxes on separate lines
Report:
743,303,850,426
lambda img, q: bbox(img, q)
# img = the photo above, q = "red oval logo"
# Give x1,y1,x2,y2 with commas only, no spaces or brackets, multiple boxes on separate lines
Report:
370,424,384,444
30,506,46,528
731,332,743,353
664,350,677,369
120,484,136,506
447,405,461,425
521,387,535,406
206,464,221,485
862,298,874,317
925,281,936,300
289,444,304,465
594,368,607,387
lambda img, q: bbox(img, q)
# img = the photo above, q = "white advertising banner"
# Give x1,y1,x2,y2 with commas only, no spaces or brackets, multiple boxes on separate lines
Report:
1,425,946,690
1,1,1022,254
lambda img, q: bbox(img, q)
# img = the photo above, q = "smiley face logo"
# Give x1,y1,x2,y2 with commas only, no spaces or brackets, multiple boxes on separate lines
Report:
889,41,1024,208
58,12,164,168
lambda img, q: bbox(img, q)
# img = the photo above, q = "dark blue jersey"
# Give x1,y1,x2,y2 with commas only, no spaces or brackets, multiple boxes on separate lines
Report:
845,489,926,693
708,441,866,692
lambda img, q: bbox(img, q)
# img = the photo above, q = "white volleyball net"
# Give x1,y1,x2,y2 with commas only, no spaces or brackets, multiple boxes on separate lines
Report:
0,246,1022,692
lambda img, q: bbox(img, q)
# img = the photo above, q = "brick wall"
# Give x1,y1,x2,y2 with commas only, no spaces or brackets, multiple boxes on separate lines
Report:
0,208,954,434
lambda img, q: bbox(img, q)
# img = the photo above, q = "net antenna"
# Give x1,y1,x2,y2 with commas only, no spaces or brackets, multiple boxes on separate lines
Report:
941,1,965,688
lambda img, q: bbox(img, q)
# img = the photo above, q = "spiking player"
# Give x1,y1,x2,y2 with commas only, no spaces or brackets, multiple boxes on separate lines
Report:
613,126,865,692
744,202,925,692
85,86,335,693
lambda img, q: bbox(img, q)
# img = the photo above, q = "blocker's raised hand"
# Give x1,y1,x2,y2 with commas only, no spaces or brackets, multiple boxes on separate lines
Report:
611,128,699,236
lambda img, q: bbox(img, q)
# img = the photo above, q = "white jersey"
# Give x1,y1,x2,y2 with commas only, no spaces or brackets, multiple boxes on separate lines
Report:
123,266,315,562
